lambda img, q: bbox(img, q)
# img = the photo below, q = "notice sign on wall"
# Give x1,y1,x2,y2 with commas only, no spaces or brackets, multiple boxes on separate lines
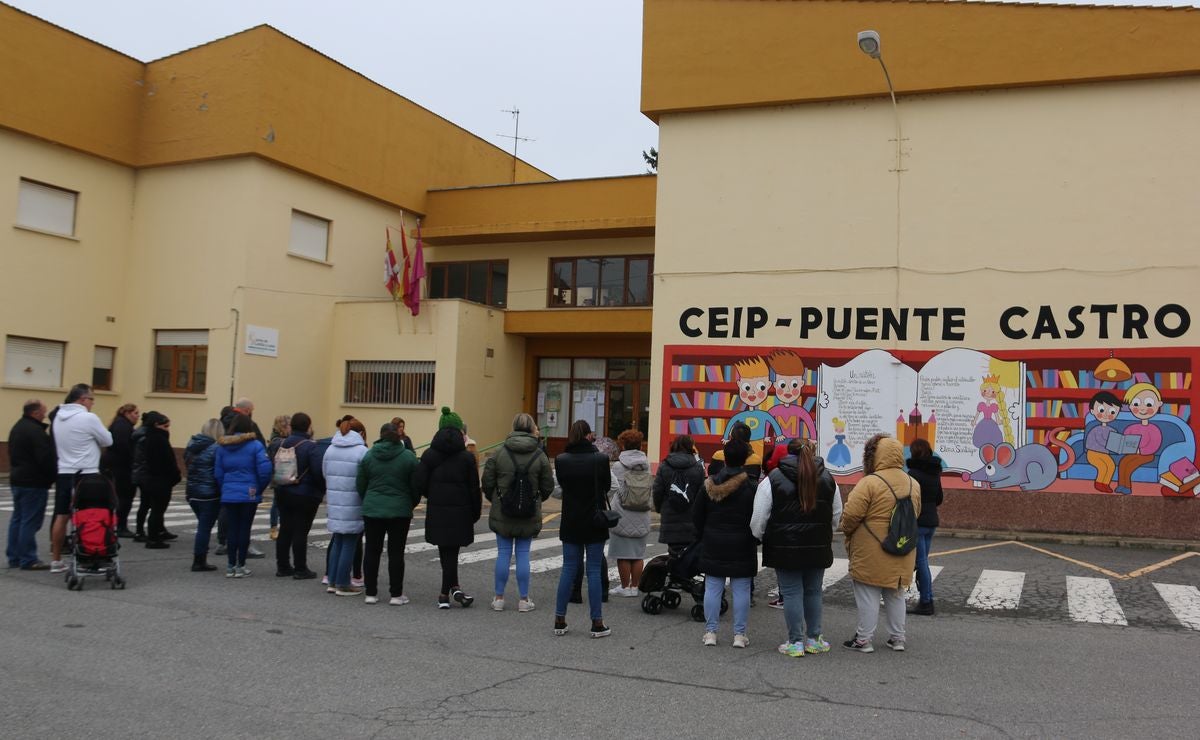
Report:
245,325,279,357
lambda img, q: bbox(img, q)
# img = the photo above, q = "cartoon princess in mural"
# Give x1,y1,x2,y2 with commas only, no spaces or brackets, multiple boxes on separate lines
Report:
827,417,852,466
972,374,1014,449
766,350,815,442
727,355,778,457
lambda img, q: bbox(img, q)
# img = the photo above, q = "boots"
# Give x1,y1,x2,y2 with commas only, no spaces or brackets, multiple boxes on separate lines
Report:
907,600,935,616
191,554,217,572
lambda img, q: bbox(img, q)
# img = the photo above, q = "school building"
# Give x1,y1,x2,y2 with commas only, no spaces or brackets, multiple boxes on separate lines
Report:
2,1,1198,538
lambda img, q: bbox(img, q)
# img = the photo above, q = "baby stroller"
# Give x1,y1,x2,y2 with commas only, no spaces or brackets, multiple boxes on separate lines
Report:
638,543,726,622
64,474,125,591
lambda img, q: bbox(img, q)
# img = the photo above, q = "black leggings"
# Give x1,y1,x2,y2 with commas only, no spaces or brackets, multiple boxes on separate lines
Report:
143,482,172,540
438,544,461,594
114,474,135,531
135,484,150,533
363,516,412,597
276,491,320,571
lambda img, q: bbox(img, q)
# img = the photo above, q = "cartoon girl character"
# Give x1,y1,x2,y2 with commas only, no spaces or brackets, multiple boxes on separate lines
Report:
727,355,778,458
972,375,1013,449
765,350,815,442
827,417,852,467
1083,391,1121,493
1115,382,1163,495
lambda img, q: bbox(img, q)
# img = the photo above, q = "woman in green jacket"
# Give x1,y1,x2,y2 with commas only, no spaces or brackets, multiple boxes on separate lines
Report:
481,413,556,612
356,422,418,605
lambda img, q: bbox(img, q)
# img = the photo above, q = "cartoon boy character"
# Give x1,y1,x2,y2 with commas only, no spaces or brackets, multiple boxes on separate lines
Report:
766,350,815,443
1083,391,1121,493
727,355,777,458
1115,383,1163,495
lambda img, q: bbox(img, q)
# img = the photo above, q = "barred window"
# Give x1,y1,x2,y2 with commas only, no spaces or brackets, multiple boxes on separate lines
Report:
345,361,435,406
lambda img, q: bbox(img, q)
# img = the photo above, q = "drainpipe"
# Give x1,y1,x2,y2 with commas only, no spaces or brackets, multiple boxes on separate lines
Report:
229,308,240,406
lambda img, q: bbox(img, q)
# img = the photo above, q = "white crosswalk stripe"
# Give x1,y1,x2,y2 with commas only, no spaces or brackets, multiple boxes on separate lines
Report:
967,569,1026,611
822,558,849,590
1152,583,1200,631
905,565,943,602
1066,575,1128,626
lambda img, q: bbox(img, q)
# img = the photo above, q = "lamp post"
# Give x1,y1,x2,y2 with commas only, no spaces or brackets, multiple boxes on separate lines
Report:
857,30,902,173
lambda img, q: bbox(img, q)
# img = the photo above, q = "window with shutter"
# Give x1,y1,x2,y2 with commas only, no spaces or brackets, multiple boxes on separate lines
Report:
4,335,66,388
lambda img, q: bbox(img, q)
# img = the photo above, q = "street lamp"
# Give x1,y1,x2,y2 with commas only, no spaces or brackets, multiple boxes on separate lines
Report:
857,29,901,173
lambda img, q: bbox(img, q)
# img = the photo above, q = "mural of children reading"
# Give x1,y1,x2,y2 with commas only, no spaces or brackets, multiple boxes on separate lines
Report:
766,350,815,443
827,417,852,466
972,374,1014,449
1115,383,1163,495
1083,391,1121,493
728,355,779,458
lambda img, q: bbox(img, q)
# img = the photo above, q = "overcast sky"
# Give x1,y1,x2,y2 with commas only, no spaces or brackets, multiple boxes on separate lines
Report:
7,0,1195,181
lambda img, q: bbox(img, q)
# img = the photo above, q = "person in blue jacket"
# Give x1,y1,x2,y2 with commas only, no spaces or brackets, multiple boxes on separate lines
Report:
214,414,272,578
184,418,225,572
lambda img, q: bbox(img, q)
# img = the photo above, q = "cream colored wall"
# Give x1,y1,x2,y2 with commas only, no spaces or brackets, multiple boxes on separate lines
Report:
423,236,656,311
0,129,134,429
650,77,1200,454
328,299,526,450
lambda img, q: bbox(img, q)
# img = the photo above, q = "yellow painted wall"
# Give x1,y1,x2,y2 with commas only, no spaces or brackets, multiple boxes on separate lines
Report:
649,77,1200,454
641,0,1200,119
0,129,134,425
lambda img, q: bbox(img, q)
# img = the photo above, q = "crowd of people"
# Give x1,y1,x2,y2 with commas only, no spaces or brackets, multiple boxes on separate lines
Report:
6,383,945,654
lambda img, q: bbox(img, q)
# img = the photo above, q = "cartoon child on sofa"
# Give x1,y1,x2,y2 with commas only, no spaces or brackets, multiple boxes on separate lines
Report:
1084,391,1121,493
1115,383,1163,495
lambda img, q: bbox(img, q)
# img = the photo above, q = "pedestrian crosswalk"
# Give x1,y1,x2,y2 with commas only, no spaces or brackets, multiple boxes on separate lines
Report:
2,495,1197,631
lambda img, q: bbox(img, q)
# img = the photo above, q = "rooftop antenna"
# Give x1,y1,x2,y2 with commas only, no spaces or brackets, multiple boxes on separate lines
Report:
498,106,535,184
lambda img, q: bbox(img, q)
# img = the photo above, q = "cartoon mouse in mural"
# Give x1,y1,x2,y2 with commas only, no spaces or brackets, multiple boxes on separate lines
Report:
962,428,1076,491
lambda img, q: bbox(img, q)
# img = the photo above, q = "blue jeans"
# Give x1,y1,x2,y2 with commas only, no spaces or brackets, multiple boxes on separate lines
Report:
915,526,936,604
188,499,220,557
7,486,49,568
495,534,532,599
221,502,258,567
776,567,825,642
556,541,605,621
328,532,360,588
704,575,752,635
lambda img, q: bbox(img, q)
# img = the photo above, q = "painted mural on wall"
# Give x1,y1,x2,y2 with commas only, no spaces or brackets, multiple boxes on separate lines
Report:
662,343,1199,497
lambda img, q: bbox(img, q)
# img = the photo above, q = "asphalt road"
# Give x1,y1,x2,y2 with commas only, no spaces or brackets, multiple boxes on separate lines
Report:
2,490,1198,739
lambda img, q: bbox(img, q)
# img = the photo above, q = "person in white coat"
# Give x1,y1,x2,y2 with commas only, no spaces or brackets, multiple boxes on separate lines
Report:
608,429,652,596
50,384,112,573
322,418,368,596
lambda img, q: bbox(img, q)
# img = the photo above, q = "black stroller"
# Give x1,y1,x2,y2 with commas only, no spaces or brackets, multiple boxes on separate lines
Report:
638,543,726,622
64,474,125,591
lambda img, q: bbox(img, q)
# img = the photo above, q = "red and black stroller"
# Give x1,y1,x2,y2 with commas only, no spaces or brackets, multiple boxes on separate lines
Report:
65,474,126,590
638,543,726,622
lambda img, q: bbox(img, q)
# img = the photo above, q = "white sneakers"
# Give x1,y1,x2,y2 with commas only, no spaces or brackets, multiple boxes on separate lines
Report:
733,634,750,649
518,598,536,612
49,560,68,574
610,586,639,597
702,631,717,646
492,597,505,611
389,595,410,606
365,595,379,605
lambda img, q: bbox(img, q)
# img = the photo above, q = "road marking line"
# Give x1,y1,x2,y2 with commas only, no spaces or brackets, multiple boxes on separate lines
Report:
904,565,943,602
1152,583,1200,631
1017,543,1126,580
967,569,1025,610
822,558,849,590
928,541,1015,558
456,537,561,565
1066,575,1128,626
541,513,560,524
1128,552,1200,578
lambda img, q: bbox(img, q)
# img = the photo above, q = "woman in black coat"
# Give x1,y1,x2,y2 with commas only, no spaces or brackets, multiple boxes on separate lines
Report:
105,404,140,537
140,411,181,549
552,420,612,638
694,439,758,648
413,408,481,608
905,438,944,616
651,434,706,555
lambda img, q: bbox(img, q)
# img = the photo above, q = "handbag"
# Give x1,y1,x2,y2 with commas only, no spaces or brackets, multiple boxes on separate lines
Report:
591,462,621,529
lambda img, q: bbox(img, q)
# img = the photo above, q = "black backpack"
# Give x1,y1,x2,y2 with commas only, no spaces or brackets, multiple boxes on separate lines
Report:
500,447,537,519
665,465,694,512
865,474,918,556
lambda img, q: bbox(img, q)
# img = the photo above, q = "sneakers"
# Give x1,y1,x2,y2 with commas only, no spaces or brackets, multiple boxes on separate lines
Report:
50,560,68,574
553,618,569,636
886,638,906,652
269,526,279,540
321,575,329,585
732,634,749,649
437,596,451,609
783,642,806,658
703,631,718,647
590,621,612,639
451,589,474,608
778,640,802,655
351,577,365,588
326,586,337,594
233,566,251,578
246,545,265,559
805,636,831,654
293,568,318,580
226,567,236,578
492,597,505,612
518,598,536,613
842,636,875,653
907,601,935,616
214,544,227,556
335,587,363,597
389,595,410,606
766,587,780,599
364,595,379,605
767,597,785,609
622,586,640,597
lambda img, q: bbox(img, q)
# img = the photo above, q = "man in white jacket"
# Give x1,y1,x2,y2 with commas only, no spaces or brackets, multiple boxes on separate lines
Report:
49,384,113,573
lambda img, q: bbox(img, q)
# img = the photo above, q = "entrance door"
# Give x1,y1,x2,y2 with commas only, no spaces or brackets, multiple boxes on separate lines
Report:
605,359,652,440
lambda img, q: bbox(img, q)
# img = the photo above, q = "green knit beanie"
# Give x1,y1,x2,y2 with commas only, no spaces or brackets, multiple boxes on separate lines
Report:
438,406,464,431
